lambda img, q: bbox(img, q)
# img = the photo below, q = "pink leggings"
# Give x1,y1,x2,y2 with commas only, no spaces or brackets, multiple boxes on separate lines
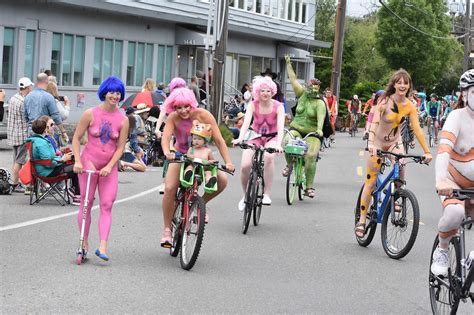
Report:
77,166,118,241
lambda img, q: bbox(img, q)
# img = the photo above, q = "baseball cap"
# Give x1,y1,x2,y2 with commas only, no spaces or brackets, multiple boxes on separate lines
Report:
18,77,34,88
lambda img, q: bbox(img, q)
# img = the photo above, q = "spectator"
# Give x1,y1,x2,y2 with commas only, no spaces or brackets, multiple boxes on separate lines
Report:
7,77,33,193
156,82,167,99
142,78,155,92
119,115,146,172
46,81,70,121
243,83,253,112
261,68,284,103
24,73,68,143
189,76,201,104
228,112,244,139
324,88,338,142
134,103,150,143
0,89,5,122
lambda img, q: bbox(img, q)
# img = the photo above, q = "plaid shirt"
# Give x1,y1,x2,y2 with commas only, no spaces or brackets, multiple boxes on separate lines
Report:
7,93,28,146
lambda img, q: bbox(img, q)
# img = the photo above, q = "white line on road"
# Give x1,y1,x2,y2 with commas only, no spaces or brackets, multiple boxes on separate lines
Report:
357,166,363,176
359,150,364,157
0,186,160,232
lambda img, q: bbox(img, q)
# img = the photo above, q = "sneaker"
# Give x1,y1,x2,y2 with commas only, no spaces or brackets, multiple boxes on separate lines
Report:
71,196,81,206
238,197,245,212
158,183,165,195
11,183,26,193
262,194,272,205
431,247,449,276
282,166,290,177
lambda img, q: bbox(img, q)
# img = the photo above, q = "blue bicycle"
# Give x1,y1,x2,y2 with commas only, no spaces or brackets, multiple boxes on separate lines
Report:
354,150,426,259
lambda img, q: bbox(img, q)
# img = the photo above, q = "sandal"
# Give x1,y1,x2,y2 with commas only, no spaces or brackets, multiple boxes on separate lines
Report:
355,222,366,238
305,187,316,198
160,228,172,248
282,166,290,177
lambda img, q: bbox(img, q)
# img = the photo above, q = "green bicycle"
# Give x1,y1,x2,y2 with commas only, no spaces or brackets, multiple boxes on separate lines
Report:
284,129,318,205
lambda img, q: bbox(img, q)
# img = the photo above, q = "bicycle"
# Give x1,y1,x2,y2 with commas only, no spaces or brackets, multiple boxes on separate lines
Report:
238,138,278,234
168,155,233,270
427,116,437,147
283,129,319,205
400,118,414,154
354,150,426,259
349,112,359,137
429,189,474,314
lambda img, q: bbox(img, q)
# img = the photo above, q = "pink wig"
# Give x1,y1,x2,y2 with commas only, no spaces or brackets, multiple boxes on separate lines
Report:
169,77,187,93
252,76,277,100
165,87,198,114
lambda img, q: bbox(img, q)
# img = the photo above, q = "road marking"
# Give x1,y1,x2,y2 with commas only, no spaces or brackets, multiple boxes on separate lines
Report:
359,150,364,157
0,186,160,232
357,166,363,176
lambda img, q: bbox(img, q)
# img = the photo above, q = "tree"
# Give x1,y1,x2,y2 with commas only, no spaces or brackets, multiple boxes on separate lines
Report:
375,0,461,90
314,0,336,88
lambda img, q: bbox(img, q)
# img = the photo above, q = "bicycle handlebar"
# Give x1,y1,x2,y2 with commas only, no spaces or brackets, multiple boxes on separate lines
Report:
284,128,321,140
365,148,426,164
168,155,234,175
238,142,279,154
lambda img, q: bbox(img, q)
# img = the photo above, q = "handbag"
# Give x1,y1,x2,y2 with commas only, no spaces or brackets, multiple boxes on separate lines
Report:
19,160,33,185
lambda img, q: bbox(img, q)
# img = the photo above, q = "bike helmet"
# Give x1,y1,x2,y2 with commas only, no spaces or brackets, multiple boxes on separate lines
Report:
190,120,212,142
0,168,12,195
430,93,438,99
459,69,474,91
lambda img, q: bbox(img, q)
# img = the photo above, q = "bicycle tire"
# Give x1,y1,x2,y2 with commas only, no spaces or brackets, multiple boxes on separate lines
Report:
429,235,462,315
253,176,264,226
286,164,296,205
381,188,420,259
180,196,206,270
170,190,184,257
354,184,377,247
242,171,256,234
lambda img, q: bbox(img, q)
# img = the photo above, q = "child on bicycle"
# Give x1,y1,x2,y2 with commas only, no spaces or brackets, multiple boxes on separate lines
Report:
355,69,431,238
183,120,217,189
431,69,474,276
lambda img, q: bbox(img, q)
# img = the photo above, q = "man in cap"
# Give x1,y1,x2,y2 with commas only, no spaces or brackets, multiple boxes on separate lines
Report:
24,73,67,141
7,77,34,192
261,68,284,103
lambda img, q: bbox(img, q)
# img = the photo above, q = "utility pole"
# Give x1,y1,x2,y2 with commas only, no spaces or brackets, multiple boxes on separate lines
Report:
463,0,471,72
330,0,347,102
211,0,229,123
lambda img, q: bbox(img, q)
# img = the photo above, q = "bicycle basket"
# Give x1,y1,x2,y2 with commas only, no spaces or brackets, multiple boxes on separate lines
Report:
284,139,307,156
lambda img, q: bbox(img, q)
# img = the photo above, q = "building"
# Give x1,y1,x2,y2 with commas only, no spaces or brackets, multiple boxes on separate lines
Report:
0,0,330,122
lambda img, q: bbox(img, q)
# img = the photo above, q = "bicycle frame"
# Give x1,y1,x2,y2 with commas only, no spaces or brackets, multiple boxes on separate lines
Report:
372,159,400,223
459,219,474,293
251,147,266,193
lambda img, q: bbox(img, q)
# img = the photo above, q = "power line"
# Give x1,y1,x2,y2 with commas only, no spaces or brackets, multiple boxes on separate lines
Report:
379,0,468,40
286,9,317,43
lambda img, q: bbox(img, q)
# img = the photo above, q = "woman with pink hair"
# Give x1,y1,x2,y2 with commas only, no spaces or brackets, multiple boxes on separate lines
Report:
159,87,235,247
154,77,187,139
232,76,285,210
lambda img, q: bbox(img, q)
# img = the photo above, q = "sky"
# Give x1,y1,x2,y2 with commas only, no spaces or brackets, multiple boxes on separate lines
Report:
346,0,380,17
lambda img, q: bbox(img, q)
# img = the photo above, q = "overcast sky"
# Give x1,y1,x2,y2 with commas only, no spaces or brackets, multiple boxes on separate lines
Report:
346,0,380,17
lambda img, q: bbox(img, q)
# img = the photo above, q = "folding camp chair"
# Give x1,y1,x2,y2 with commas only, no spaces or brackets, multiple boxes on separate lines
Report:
25,142,70,206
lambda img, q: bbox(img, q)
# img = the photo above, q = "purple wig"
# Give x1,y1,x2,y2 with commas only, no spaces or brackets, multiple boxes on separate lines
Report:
252,76,277,100
98,76,125,102
165,87,198,114
169,77,187,93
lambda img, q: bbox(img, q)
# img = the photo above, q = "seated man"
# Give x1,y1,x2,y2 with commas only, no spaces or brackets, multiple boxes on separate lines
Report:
119,114,146,172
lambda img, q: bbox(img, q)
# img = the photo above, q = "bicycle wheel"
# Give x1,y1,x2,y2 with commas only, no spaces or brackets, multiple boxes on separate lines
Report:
298,161,305,201
429,235,462,315
381,188,420,259
180,196,206,270
170,190,184,257
242,171,256,234
286,163,296,205
253,176,264,226
354,184,377,247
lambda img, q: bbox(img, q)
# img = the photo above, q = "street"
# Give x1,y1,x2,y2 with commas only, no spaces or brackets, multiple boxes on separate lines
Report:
0,132,472,314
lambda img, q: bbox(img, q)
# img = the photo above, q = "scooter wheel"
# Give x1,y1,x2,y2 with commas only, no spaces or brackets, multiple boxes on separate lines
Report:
76,254,83,265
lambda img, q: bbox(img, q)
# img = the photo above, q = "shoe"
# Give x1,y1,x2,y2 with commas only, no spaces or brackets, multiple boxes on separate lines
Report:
160,228,172,248
238,197,245,212
184,169,193,182
205,176,217,189
158,183,165,195
282,166,290,177
71,196,80,206
24,186,32,195
95,249,109,261
431,247,449,276
262,194,272,205
11,183,26,193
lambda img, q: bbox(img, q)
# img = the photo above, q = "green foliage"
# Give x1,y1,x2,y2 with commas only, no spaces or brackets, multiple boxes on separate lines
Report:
376,0,459,90
352,80,384,100
218,123,234,147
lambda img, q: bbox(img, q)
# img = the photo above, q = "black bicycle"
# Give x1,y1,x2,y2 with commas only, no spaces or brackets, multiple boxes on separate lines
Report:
238,141,278,234
429,189,474,314
400,117,414,154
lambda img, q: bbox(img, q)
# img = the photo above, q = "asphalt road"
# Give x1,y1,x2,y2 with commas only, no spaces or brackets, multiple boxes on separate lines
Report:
0,133,472,314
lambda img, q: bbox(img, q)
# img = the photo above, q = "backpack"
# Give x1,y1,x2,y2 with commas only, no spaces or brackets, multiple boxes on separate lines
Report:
0,168,12,195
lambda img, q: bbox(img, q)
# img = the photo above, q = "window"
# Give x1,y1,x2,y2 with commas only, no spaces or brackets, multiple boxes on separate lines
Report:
127,42,136,86
262,0,271,15
94,38,123,85
136,43,144,86
238,56,250,90
278,0,286,18
24,30,36,80
50,33,84,86
145,44,153,79
288,0,294,21
2,27,15,84
301,1,307,23
127,41,155,86
156,45,165,84
247,0,254,11
263,58,272,71
164,46,173,84
251,56,263,79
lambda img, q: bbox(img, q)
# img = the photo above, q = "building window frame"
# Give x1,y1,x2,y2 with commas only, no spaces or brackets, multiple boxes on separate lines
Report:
93,38,123,85
2,27,16,84
51,32,85,87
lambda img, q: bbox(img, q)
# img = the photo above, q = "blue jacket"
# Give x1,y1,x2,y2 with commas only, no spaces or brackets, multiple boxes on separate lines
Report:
26,134,63,176
24,88,62,135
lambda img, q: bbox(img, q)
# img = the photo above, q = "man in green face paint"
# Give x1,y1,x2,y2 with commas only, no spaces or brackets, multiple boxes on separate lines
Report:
282,55,327,198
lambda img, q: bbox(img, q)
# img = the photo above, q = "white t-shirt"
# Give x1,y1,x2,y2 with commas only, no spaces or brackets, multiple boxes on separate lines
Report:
243,91,252,111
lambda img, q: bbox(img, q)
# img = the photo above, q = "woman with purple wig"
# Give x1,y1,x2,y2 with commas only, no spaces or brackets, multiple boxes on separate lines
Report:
232,76,285,211
159,87,235,247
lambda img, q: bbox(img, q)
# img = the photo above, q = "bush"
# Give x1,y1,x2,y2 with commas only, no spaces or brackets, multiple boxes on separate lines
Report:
218,123,234,147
